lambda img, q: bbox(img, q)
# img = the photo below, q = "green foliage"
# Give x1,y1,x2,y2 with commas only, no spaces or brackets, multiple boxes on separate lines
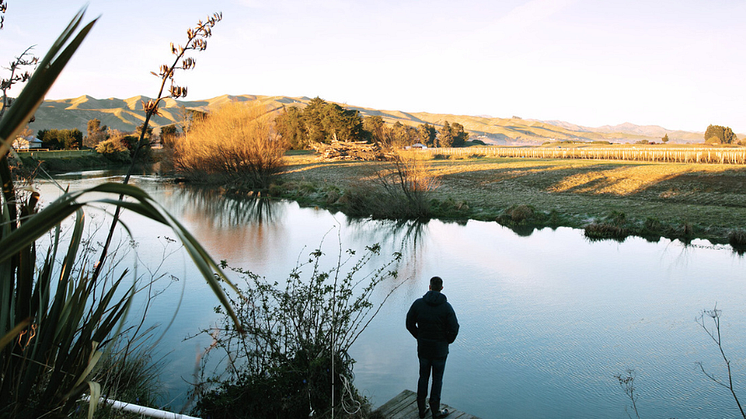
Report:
275,105,308,149
438,121,453,147
382,121,418,148
276,98,364,147
96,137,131,163
85,118,108,148
705,124,737,144
662,133,670,143
37,128,83,150
193,244,402,418
159,124,178,144
418,123,437,147
0,10,240,418
450,122,469,147
434,121,469,148
362,115,385,144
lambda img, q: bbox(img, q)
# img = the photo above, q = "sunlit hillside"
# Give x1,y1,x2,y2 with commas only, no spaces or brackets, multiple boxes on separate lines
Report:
30,94,710,144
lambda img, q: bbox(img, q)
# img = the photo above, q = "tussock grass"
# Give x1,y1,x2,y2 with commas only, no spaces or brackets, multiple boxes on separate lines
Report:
728,230,746,250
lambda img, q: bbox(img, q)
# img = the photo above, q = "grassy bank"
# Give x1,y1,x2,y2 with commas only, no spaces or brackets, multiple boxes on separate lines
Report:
274,152,746,245
14,151,124,173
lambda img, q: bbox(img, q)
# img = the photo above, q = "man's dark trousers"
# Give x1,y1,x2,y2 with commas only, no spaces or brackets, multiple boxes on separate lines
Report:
418,355,447,412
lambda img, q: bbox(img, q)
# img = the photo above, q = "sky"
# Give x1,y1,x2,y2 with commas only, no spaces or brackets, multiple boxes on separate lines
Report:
1,0,745,133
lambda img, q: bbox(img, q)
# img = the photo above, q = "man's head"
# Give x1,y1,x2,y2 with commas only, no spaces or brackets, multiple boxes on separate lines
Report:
429,276,443,292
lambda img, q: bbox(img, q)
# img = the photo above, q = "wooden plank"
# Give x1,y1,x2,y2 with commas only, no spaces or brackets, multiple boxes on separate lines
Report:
375,389,482,419
377,390,417,417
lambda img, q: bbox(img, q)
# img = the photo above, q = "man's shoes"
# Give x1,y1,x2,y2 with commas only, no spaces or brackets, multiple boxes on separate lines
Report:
432,408,450,418
418,398,429,418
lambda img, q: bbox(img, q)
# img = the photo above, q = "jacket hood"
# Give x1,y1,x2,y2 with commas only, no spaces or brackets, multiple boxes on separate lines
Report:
423,290,447,306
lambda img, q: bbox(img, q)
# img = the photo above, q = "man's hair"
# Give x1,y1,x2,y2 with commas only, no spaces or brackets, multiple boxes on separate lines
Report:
430,276,443,291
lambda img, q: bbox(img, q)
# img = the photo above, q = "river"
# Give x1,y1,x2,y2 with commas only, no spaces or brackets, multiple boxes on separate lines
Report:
40,173,746,418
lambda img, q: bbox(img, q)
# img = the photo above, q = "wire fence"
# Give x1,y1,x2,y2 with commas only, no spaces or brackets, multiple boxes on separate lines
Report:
421,146,746,165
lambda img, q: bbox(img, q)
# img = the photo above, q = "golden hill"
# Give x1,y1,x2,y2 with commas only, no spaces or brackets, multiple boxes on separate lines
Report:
29,94,705,144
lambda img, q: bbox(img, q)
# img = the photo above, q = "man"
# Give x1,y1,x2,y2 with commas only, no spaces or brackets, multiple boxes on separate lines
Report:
406,276,460,419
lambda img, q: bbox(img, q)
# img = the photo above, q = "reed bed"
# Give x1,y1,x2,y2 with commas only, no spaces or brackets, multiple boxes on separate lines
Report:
426,146,746,165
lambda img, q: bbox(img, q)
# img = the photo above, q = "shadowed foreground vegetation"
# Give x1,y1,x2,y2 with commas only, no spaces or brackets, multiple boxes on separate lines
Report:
273,152,746,245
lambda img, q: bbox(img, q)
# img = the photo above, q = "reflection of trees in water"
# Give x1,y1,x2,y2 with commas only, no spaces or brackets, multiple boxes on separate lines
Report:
174,185,283,229
346,218,429,282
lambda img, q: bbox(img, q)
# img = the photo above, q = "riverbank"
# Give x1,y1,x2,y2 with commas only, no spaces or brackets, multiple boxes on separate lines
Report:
274,152,746,246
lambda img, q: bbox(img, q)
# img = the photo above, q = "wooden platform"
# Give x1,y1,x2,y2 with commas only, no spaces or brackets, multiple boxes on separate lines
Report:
375,390,481,419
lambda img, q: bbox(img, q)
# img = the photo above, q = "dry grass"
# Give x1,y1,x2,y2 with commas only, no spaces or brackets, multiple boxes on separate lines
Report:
278,153,746,242
174,101,286,188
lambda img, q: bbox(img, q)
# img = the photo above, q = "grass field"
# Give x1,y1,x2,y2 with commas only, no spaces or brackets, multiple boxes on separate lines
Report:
277,152,746,245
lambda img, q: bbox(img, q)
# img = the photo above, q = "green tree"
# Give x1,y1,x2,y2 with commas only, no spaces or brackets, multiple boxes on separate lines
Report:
363,115,385,144
159,124,178,143
38,128,83,150
274,106,307,149
302,97,328,144
437,121,454,147
392,122,418,147
84,118,108,148
418,123,437,147
662,133,669,143
299,97,364,145
705,124,737,144
451,122,469,147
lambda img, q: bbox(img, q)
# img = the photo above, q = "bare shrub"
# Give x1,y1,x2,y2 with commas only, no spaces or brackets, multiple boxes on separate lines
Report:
365,150,439,218
696,306,746,418
174,101,286,189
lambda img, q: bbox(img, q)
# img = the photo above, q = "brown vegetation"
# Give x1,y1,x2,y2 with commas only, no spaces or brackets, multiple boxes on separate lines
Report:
173,101,286,189
426,145,746,165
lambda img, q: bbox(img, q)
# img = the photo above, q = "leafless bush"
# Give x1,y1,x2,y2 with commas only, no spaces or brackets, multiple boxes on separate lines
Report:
614,369,641,419
366,150,438,218
173,101,286,189
696,305,746,418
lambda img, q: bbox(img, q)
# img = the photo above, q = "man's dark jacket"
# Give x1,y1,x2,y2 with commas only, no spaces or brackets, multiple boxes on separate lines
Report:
406,290,459,359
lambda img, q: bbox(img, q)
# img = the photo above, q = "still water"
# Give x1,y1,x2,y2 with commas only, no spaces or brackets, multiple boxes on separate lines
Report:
41,174,746,418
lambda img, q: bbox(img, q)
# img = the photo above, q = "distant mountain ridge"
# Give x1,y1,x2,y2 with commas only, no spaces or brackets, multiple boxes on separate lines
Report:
29,94,714,144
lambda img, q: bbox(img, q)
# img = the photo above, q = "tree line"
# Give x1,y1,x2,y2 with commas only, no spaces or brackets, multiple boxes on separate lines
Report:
275,97,469,149
704,124,739,145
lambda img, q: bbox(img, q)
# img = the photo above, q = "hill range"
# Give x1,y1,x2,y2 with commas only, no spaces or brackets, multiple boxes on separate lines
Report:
28,94,713,145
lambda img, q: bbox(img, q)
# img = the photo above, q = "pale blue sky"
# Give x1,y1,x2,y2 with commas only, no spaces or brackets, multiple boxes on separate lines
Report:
1,0,745,132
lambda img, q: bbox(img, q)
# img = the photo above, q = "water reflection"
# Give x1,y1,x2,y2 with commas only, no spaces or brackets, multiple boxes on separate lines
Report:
173,186,281,227
42,173,746,418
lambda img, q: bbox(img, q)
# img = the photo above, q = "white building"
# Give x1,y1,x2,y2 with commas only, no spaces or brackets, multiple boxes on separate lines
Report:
12,135,44,150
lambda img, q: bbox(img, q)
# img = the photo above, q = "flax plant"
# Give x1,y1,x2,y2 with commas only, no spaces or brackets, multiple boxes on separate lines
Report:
0,7,240,418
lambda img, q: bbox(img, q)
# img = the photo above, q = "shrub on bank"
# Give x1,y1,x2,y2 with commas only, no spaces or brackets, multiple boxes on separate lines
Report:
174,101,286,190
728,229,746,251
191,245,402,419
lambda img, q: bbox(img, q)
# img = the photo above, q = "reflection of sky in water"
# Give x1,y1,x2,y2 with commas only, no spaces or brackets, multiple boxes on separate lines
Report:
36,176,746,418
